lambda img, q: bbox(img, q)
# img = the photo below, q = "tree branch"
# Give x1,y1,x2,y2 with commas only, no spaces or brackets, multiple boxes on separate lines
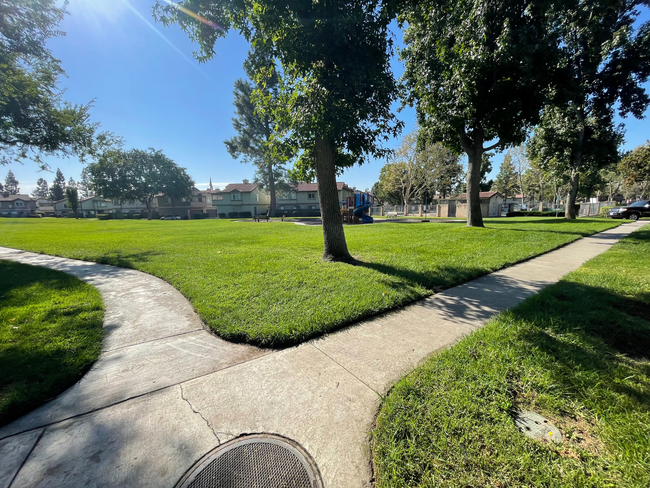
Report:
483,140,501,152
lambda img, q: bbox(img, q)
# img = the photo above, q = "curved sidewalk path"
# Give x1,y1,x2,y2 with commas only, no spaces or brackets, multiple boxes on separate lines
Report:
1,220,647,488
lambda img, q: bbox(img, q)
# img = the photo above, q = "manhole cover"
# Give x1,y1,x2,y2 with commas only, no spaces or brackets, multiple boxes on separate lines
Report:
176,434,323,488
514,410,562,444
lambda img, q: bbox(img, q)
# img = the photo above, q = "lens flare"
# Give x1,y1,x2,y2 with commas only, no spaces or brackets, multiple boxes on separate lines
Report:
161,1,226,32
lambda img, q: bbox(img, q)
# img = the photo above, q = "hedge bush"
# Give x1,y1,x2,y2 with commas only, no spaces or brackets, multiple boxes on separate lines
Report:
97,214,111,220
218,213,227,219
599,206,617,217
193,213,209,219
239,211,252,218
506,210,566,217
228,212,239,218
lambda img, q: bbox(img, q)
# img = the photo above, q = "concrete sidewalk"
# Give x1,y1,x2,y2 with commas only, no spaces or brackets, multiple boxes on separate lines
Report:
1,221,646,488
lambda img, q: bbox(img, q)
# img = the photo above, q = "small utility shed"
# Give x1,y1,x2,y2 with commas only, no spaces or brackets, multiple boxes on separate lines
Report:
458,191,504,217
439,191,504,218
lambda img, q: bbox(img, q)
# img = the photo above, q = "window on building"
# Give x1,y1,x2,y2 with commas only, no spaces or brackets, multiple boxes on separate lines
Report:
213,195,223,200
14,201,24,207
309,205,316,210
181,197,188,203
279,206,284,210
98,202,107,207
231,193,241,201
308,192,316,200
255,194,259,202
165,197,172,203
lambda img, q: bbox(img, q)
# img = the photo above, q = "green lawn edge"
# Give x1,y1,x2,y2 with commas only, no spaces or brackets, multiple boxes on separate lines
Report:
0,218,622,347
371,226,650,487
0,260,105,427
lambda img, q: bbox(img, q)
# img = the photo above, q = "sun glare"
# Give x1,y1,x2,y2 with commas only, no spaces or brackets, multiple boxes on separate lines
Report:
68,0,127,24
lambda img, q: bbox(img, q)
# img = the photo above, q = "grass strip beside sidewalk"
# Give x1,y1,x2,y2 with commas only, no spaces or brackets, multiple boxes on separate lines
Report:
372,226,650,487
0,261,104,427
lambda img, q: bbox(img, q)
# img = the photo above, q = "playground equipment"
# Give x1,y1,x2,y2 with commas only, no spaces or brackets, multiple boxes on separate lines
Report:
341,192,374,224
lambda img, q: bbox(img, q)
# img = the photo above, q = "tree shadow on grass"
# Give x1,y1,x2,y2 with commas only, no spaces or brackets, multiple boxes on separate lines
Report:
510,280,650,409
0,262,104,428
92,250,164,269
485,218,625,236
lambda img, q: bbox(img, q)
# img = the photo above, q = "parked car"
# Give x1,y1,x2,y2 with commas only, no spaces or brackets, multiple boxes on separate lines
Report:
607,200,650,221
160,215,181,220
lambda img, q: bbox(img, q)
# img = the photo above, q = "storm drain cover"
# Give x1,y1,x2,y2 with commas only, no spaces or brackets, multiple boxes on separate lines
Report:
514,410,563,444
176,435,323,488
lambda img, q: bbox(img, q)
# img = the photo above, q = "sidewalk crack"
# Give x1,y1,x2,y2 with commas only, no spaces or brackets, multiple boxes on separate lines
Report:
179,384,220,444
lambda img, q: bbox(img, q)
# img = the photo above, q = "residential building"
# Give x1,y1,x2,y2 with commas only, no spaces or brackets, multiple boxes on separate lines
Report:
0,194,37,217
211,181,270,217
111,199,155,215
274,182,358,214
156,187,216,219
53,196,113,217
34,198,56,217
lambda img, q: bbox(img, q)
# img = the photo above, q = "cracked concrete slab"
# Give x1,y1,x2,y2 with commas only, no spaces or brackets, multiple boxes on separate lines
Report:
179,344,380,488
0,331,268,439
0,430,42,488
8,387,217,488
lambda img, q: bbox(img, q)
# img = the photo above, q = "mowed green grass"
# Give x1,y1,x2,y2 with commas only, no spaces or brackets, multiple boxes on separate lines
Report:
372,226,650,487
0,260,104,427
0,218,620,346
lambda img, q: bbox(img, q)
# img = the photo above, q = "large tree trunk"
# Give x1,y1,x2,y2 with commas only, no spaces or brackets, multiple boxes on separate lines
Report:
466,150,484,227
267,161,276,218
566,112,585,220
566,166,580,219
146,198,153,220
315,136,352,262
459,128,485,227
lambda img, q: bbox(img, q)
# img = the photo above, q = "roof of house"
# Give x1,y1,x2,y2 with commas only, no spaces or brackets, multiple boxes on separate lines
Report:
452,191,502,200
0,193,32,202
293,182,352,192
214,183,258,193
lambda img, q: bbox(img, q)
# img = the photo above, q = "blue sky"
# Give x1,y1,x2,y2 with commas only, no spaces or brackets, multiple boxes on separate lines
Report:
6,0,650,195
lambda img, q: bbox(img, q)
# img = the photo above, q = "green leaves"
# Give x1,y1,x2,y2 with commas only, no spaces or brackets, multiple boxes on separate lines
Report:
619,141,650,187
87,148,194,211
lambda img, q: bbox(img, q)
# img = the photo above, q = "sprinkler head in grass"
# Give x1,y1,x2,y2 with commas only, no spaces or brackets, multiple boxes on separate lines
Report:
514,410,562,444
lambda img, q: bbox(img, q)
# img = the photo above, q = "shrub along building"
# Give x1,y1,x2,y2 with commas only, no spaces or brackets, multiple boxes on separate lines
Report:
438,191,504,218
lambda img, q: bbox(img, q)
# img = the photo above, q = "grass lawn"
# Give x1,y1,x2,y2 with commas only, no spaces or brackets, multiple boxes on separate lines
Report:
0,217,620,347
0,260,104,427
372,226,650,487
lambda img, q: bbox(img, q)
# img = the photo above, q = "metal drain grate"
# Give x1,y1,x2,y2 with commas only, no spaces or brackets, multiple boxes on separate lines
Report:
176,435,323,488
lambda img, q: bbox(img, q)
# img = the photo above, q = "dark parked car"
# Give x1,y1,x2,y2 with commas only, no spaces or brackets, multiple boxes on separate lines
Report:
607,200,650,221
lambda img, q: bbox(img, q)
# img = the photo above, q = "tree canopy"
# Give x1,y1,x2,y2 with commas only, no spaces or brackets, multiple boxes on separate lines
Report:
65,186,79,216
49,167,65,201
154,0,402,261
31,177,48,198
225,55,292,217
3,170,19,195
528,0,650,218
0,0,106,169
87,148,194,219
399,0,558,226
619,141,650,188
493,154,519,200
